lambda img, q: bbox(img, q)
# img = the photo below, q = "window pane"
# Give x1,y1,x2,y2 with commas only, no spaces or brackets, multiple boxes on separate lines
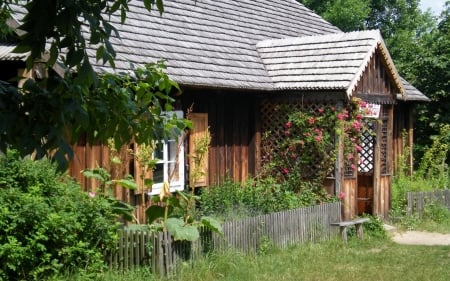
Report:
154,144,164,160
153,163,164,184
168,140,177,162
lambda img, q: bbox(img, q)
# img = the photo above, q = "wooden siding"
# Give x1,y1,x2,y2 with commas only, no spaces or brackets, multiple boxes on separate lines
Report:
353,49,398,104
342,178,357,220
393,103,414,175
373,176,391,218
180,89,258,185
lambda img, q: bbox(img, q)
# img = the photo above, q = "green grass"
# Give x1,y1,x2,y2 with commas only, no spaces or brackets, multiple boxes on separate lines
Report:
71,235,450,281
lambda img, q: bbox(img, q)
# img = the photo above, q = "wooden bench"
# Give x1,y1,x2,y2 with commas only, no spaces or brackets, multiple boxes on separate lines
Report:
331,218,370,242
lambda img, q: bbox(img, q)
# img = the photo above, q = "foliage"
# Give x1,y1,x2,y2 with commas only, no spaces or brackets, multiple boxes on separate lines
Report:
0,1,183,170
0,150,122,280
0,61,185,170
146,126,222,242
1,0,163,72
264,98,369,194
363,215,388,239
302,0,371,31
199,177,338,220
150,239,450,281
390,126,449,228
416,125,450,189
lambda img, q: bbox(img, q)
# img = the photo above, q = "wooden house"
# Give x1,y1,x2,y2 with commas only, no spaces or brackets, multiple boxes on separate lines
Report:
2,0,429,221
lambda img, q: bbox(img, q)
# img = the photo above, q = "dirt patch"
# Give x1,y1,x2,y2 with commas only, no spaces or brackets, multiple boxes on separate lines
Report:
390,231,450,246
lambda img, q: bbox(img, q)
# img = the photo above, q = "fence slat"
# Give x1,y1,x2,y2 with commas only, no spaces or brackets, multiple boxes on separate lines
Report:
108,202,343,275
407,190,450,216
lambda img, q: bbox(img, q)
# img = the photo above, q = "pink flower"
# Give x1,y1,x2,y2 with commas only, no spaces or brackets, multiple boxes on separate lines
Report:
291,153,297,159
351,164,356,170
284,130,290,136
315,135,322,143
339,192,345,200
347,154,354,160
88,191,96,198
337,113,345,120
360,101,367,108
288,145,295,151
355,144,362,152
285,121,292,129
318,108,325,114
308,117,316,124
282,168,289,174
353,121,361,131
356,114,363,120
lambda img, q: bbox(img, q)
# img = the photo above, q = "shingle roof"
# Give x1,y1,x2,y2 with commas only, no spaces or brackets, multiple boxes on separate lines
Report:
0,42,28,61
257,30,405,97
7,0,428,102
399,77,430,102
87,0,340,90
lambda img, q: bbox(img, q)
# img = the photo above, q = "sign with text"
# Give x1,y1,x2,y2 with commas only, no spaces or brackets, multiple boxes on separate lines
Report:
361,103,380,118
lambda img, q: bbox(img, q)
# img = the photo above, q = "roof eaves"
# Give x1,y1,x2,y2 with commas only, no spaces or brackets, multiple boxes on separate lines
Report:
5,12,66,77
345,37,378,98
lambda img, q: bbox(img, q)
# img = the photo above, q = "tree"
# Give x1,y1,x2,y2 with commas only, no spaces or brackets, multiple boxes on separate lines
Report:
302,0,371,31
299,0,450,165
410,3,450,162
0,0,191,169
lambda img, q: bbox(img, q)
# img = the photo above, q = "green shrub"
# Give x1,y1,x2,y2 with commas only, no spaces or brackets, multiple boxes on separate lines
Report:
0,151,122,280
199,177,337,220
422,202,450,224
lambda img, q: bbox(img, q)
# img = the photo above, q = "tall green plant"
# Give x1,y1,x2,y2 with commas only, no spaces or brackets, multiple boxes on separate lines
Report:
146,126,222,241
0,151,121,280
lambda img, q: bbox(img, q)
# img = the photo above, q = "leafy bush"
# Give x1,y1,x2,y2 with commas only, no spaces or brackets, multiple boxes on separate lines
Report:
0,151,122,280
199,177,337,220
422,202,450,224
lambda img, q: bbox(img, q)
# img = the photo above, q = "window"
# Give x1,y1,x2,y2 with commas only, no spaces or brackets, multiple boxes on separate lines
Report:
148,111,185,195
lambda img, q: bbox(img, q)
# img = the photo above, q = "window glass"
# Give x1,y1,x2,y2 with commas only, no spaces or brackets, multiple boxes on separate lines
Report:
148,111,185,195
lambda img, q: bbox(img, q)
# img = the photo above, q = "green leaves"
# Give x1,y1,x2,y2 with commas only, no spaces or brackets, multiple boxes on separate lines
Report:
165,218,199,241
0,61,188,170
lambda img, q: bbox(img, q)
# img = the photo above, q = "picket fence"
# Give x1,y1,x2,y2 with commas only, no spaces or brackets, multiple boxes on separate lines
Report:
106,202,341,275
407,189,450,215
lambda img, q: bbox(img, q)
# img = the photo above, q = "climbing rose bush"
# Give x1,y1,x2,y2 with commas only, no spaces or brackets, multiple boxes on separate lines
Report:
266,98,369,193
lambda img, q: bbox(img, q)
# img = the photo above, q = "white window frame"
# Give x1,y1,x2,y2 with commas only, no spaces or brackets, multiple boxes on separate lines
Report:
148,111,185,195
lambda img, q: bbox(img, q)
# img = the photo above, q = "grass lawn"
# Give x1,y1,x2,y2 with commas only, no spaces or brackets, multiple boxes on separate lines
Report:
95,236,450,281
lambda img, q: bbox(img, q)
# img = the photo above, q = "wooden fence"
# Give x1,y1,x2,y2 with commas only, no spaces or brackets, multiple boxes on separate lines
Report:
407,190,450,215
107,202,341,275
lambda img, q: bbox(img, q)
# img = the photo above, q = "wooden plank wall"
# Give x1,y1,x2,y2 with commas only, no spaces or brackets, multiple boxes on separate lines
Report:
69,141,110,190
180,89,257,185
393,103,413,175
353,49,397,102
342,178,357,220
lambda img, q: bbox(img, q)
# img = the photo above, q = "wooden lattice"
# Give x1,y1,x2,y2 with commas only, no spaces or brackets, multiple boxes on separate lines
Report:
260,99,336,179
358,121,375,174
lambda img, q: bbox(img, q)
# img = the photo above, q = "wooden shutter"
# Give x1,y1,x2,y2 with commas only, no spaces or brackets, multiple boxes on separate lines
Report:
189,113,209,187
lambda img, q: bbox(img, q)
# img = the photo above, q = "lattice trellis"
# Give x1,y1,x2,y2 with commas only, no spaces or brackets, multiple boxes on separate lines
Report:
358,121,375,174
260,99,336,179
